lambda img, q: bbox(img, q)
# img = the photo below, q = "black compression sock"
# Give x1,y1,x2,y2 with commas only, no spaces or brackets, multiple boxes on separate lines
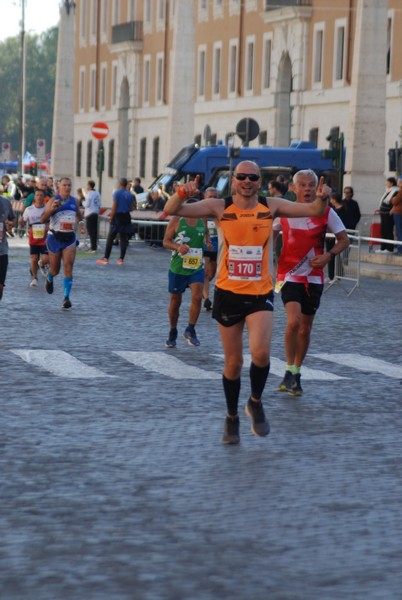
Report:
249,362,270,400
222,375,241,416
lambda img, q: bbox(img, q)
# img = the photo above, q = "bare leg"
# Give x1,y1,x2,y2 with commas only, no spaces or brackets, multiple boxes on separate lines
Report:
188,282,203,326
294,313,315,368
61,245,76,278
283,301,302,366
246,311,273,368
48,251,62,277
218,321,245,380
168,293,182,329
30,254,39,279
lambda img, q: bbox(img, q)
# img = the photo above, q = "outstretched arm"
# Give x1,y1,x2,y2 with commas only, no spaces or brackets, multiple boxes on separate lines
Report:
269,177,331,219
164,176,223,219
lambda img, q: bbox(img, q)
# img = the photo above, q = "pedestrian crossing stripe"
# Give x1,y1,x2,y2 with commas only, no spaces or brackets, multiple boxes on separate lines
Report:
214,354,347,381
255,355,347,380
10,349,115,379
113,351,221,380
9,349,401,381
309,353,401,379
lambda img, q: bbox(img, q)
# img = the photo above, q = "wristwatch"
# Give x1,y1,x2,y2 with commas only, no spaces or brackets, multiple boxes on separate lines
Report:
329,249,337,256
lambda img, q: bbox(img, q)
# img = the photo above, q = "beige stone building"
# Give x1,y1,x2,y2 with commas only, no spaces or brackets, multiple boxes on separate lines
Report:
70,0,402,219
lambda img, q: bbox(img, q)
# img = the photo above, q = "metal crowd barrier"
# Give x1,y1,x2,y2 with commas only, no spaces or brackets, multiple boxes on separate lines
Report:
98,210,169,246
11,200,27,237
324,229,360,296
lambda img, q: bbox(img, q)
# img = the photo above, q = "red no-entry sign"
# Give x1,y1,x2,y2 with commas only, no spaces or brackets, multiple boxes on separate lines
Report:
91,122,109,140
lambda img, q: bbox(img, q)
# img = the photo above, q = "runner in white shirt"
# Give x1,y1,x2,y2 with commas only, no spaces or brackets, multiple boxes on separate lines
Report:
20,189,49,287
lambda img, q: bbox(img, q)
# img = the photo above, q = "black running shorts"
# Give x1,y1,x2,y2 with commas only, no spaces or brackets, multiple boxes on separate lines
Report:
30,244,49,256
0,254,8,285
280,282,324,316
212,287,274,327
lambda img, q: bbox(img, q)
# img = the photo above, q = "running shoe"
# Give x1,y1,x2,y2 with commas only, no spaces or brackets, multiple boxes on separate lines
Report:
61,297,72,309
288,373,303,397
203,298,212,311
86,249,97,254
45,275,54,294
116,259,124,265
165,328,177,348
276,370,293,392
38,260,49,277
30,278,38,287
245,397,270,437
183,328,200,346
221,416,240,445
97,258,109,265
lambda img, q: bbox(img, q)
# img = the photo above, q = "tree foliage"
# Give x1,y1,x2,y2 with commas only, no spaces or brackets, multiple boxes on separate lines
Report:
0,27,58,158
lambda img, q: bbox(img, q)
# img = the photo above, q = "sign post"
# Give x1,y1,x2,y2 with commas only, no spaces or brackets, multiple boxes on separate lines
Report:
1,142,10,173
96,141,105,193
91,122,109,195
236,118,260,147
36,139,46,174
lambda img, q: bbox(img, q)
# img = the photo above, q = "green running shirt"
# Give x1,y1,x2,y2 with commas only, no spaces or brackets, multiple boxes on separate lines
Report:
169,217,207,275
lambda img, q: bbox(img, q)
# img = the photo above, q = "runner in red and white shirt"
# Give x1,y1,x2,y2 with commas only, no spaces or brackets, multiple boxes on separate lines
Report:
20,189,49,287
274,169,349,396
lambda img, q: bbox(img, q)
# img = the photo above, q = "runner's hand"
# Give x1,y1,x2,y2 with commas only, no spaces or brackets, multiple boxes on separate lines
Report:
316,177,331,201
177,175,200,200
178,244,190,255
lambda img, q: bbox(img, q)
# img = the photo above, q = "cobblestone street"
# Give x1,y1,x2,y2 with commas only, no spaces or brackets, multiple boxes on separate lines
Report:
1,238,401,600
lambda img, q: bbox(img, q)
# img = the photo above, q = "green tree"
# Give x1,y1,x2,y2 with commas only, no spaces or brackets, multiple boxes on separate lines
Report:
0,27,58,161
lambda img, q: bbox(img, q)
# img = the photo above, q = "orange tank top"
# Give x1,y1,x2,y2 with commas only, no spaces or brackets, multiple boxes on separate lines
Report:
215,196,274,295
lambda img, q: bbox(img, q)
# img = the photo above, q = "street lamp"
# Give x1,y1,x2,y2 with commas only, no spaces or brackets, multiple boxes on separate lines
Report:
18,0,26,175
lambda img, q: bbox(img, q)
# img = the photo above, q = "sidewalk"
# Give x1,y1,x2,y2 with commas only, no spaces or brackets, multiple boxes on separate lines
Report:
359,243,402,281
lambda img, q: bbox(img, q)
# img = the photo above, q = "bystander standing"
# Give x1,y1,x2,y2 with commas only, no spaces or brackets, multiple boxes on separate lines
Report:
390,176,402,255
84,180,101,252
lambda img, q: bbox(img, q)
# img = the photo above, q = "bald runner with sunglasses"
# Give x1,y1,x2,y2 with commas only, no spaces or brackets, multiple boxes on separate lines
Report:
164,162,331,444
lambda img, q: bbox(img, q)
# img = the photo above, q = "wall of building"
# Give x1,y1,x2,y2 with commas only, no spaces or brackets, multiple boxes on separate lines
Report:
68,0,402,216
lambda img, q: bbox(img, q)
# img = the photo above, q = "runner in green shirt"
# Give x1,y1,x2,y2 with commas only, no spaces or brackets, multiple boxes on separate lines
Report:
163,204,212,347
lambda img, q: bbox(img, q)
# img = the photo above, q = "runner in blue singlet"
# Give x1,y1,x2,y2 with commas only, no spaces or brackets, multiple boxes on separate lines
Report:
40,177,82,309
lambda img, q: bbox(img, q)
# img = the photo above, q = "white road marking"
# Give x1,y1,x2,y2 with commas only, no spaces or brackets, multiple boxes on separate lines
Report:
114,351,221,380
212,354,347,380
268,357,347,380
11,349,114,379
309,353,402,379
10,350,397,381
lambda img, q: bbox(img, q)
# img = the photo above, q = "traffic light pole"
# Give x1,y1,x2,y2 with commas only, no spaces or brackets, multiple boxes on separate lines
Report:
321,130,345,193
338,132,344,195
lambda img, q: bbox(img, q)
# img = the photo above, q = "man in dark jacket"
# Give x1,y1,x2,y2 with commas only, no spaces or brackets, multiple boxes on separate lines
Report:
342,186,361,230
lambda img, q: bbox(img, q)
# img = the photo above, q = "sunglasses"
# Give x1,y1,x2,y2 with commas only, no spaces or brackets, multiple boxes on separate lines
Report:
234,173,260,182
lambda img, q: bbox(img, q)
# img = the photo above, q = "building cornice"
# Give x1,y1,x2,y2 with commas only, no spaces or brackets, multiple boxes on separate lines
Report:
262,7,312,25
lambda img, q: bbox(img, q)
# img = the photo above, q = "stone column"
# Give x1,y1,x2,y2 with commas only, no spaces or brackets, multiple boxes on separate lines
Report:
345,0,388,216
51,1,75,181
167,0,195,159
